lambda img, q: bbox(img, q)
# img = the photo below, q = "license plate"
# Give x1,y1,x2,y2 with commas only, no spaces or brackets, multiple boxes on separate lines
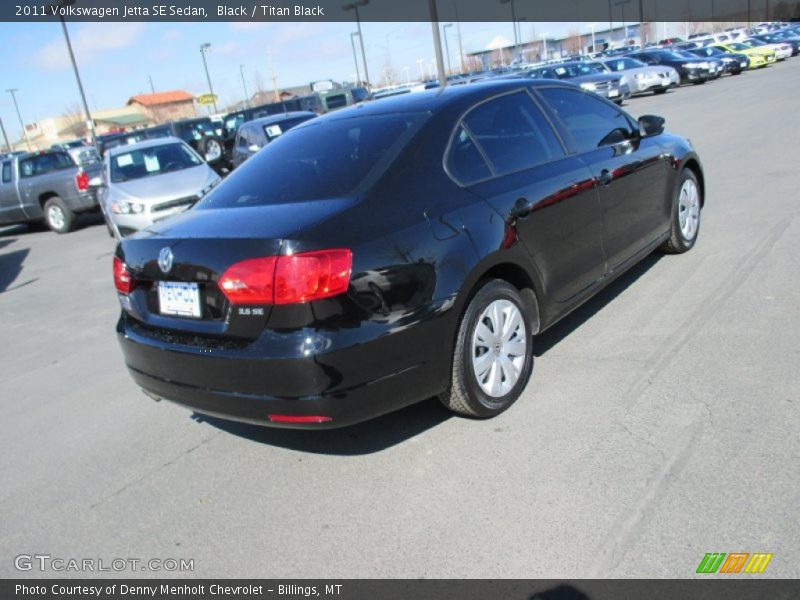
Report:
158,281,202,318
608,89,619,97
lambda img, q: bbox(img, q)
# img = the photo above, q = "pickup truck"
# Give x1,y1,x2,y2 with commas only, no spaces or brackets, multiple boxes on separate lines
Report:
0,150,102,233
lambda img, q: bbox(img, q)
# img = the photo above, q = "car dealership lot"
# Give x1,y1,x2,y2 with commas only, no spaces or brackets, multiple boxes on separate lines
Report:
1,59,798,579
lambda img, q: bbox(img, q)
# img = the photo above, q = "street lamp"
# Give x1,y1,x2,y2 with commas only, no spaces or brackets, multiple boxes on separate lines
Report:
239,64,249,109
588,23,597,53
442,24,453,76
500,0,519,58
199,43,218,113
342,0,370,87
540,33,549,61
6,89,31,151
349,32,361,86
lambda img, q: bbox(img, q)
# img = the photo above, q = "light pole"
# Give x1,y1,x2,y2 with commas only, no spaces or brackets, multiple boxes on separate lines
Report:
428,0,447,88
442,24,453,76
199,43,218,113
343,0,370,88
6,89,31,151
588,23,597,53
349,32,361,85
239,64,249,109
540,33,549,61
49,0,98,154
403,66,411,84
500,0,519,59
416,58,426,80
517,17,527,61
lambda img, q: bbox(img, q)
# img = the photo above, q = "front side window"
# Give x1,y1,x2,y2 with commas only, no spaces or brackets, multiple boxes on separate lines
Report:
461,91,564,176
538,87,636,153
1,161,11,183
110,143,202,183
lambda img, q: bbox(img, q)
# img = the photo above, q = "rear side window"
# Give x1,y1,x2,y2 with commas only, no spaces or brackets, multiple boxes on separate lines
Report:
199,112,428,207
462,92,564,176
538,87,636,152
19,152,73,178
1,162,10,183
446,125,491,185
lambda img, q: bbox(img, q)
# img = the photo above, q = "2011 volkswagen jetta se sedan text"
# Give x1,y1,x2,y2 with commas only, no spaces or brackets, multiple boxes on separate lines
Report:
115,80,705,429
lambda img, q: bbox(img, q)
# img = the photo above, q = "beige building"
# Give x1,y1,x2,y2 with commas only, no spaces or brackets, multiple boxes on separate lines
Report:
127,90,196,123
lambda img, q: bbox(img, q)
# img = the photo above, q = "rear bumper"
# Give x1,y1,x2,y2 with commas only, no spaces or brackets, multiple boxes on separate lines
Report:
116,304,453,429
64,191,98,213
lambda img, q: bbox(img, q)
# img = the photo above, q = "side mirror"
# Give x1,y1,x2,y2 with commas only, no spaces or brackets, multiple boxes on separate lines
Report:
247,144,260,154
638,114,665,137
88,176,104,188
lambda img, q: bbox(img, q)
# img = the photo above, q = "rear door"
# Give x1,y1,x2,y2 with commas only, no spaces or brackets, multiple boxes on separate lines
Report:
536,86,670,272
453,90,605,303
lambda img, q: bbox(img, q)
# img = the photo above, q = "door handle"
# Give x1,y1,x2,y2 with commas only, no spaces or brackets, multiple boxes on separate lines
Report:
598,169,613,186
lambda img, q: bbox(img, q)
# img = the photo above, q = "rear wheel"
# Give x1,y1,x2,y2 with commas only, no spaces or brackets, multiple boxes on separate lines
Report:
43,196,75,234
654,88,668,94
661,169,702,254
440,279,534,418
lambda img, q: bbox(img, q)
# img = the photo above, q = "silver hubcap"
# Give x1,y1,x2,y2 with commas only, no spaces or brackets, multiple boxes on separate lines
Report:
678,178,700,240
205,141,221,161
48,205,65,230
471,299,527,397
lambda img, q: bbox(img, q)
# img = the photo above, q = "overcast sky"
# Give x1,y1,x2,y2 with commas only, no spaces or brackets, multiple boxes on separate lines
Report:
0,20,610,140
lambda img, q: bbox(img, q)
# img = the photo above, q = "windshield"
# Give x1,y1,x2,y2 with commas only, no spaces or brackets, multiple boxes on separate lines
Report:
693,47,722,56
110,143,202,183
604,58,646,71
741,40,765,47
198,112,428,208
535,64,603,79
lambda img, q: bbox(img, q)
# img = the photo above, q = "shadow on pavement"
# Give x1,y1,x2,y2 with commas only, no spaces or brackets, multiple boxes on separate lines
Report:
534,252,663,357
530,585,591,600
0,247,31,294
194,397,453,455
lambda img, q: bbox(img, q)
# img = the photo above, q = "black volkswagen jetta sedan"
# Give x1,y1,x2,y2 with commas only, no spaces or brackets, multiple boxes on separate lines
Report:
115,80,705,428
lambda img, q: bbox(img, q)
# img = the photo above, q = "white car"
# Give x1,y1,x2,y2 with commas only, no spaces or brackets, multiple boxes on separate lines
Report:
741,38,793,60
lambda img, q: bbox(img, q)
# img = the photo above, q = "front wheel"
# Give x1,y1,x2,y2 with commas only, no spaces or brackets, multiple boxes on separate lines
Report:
661,169,702,254
43,196,76,234
440,279,534,418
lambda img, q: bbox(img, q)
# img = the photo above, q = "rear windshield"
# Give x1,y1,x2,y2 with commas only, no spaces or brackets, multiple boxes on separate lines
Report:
604,58,646,71
110,143,202,182
198,112,427,207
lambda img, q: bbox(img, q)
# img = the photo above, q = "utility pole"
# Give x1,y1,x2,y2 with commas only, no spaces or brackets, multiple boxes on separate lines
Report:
343,1,370,88
349,32,361,86
443,24,453,76
239,64,250,108
199,43,218,113
455,13,465,73
0,117,10,152
268,50,280,103
148,75,155,94
429,0,447,88
7,89,31,151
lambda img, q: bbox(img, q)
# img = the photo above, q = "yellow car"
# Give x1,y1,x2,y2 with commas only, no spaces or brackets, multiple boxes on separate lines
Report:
713,43,776,68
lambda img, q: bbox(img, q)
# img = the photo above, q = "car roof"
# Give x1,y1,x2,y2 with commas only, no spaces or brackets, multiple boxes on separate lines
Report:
245,112,317,127
106,136,187,155
315,79,575,121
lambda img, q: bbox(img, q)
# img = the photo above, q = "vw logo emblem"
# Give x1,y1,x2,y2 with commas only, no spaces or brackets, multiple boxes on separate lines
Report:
158,247,173,273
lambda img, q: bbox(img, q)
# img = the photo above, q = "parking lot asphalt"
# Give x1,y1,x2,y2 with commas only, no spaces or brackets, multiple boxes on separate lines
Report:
1,59,798,579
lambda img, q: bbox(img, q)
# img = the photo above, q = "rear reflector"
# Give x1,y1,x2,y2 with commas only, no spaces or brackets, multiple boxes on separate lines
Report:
268,414,333,424
75,171,89,192
218,249,352,306
113,256,135,294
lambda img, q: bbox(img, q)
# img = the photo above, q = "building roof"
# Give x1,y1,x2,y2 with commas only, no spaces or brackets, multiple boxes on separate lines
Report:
127,90,194,106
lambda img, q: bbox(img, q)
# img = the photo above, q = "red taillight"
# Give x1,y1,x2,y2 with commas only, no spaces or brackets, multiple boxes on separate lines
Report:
268,414,333,424
218,249,351,305
75,171,89,192
218,256,278,304
113,256,135,294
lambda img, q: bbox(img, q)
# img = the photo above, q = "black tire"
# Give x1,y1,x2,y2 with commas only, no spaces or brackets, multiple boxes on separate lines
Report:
692,80,706,85
661,169,702,254
654,88,668,94
42,196,76,234
440,279,534,418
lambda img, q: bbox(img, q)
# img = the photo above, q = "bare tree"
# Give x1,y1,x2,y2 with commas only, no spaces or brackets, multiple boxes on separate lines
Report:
61,103,87,140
